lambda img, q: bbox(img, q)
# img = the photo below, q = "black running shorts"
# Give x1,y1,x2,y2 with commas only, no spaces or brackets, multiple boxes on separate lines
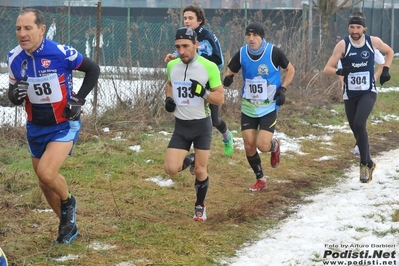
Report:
168,117,212,151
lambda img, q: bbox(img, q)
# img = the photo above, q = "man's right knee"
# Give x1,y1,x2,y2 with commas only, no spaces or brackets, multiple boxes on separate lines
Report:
164,164,180,175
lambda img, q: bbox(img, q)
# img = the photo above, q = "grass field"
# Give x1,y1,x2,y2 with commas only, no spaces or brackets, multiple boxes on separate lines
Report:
1,59,399,265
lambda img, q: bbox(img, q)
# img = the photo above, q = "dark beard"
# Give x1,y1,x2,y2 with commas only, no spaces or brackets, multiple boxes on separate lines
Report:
350,34,361,41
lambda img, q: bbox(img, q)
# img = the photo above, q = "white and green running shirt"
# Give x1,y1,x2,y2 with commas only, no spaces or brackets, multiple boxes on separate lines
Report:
167,55,222,120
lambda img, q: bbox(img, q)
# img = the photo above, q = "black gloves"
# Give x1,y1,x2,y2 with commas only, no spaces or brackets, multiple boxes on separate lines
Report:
62,96,85,120
379,66,390,85
223,74,234,87
273,87,286,106
336,66,351,76
164,97,176,112
13,76,29,102
190,79,209,99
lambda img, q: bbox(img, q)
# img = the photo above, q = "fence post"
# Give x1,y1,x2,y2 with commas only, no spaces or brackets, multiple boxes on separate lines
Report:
391,0,394,48
308,0,313,73
179,0,183,27
92,1,101,117
68,0,70,45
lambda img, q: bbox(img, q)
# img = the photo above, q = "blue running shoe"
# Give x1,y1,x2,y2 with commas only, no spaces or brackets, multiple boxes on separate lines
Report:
56,195,78,244
0,247,8,266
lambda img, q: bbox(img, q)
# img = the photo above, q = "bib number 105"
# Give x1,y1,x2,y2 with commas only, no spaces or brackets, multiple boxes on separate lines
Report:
249,84,263,93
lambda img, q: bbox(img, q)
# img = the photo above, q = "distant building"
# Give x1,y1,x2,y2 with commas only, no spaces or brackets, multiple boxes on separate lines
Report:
0,0,63,6
2,0,388,9
2,0,305,9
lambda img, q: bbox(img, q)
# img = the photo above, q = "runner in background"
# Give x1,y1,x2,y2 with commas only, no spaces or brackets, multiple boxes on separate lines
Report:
323,11,393,183
223,22,295,191
337,49,385,156
164,5,234,158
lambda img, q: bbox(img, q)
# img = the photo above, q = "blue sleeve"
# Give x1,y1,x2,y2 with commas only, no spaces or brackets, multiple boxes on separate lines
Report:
198,32,224,69
58,44,84,70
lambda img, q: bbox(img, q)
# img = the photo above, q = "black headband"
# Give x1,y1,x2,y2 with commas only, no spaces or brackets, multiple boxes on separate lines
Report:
175,27,197,43
348,17,365,27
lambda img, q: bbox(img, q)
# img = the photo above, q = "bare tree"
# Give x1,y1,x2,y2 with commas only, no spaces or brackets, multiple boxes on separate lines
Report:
317,0,362,50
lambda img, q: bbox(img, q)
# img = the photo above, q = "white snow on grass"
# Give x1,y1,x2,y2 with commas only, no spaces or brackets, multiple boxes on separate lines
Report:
224,149,399,266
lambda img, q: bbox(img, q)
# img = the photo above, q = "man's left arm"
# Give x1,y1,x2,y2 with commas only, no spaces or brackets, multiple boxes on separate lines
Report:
207,85,224,106
206,62,224,105
62,57,100,120
190,61,224,106
75,57,100,100
273,47,295,89
281,62,295,89
275,61,294,106
371,37,393,85
371,36,393,68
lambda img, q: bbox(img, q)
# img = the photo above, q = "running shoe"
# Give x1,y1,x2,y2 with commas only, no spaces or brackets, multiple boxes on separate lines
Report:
249,179,267,191
0,247,8,266
270,138,280,168
368,160,376,183
56,195,78,244
193,205,207,222
56,226,78,244
359,164,370,183
223,131,234,157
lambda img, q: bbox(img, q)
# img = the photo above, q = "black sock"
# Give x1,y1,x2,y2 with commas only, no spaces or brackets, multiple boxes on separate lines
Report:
61,193,72,205
194,177,209,206
270,139,277,152
216,119,227,134
247,152,263,179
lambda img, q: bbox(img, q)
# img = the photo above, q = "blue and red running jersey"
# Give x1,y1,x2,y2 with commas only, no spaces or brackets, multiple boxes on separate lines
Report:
8,38,84,125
